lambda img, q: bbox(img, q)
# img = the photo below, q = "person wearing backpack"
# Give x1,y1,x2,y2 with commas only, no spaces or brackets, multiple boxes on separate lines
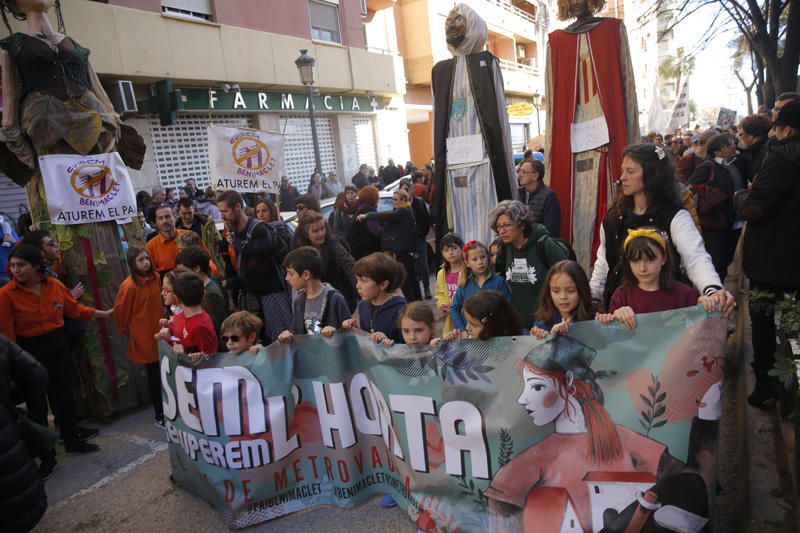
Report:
689,133,739,283
490,200,569,328
216,190,292,344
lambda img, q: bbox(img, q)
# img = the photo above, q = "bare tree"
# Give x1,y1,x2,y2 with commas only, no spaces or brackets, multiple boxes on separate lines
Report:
643,0,799,108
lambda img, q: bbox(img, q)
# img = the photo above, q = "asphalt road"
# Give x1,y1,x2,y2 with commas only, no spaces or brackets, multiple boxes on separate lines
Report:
33,407,417,532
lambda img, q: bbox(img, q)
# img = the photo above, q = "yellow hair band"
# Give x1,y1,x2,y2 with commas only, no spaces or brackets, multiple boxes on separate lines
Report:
624,228,667,252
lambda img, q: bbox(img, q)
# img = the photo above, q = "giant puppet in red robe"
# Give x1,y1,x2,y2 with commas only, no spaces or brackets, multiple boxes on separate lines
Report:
544,0,639,269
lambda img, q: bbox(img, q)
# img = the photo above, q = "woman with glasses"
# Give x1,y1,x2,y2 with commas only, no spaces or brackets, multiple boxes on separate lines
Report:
490,200,569,328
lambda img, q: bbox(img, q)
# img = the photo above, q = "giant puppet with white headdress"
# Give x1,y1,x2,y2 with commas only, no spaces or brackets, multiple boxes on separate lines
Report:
431,3,516,248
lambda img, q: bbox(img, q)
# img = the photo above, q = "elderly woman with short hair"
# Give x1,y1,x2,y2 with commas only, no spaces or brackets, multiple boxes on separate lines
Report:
490,200,569,328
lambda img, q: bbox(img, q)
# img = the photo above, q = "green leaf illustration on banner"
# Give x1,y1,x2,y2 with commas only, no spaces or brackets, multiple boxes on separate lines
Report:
161,308,730,531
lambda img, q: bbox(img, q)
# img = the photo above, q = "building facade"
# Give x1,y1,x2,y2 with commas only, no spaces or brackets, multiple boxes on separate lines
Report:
3,0,409,195
364,0,550,169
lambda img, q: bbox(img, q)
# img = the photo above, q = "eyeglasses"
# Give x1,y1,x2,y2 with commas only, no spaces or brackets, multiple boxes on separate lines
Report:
221,335,240,343
494,223,516,231
518,170,537,175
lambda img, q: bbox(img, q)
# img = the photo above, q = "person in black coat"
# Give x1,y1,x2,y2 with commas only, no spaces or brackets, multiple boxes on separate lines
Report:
399,177,433,299
736,113,772,183
0,334,49,533
689,133,739,283
347,186,382,260
735,101,800,408
358,188,421,301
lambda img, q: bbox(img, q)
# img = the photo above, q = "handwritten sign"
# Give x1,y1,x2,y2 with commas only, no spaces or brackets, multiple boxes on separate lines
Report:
570,117,610,153
446,134,483,166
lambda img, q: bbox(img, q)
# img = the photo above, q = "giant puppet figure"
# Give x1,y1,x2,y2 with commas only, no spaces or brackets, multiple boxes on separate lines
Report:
431,3,516,248
545,0,639,269
0,0,145,414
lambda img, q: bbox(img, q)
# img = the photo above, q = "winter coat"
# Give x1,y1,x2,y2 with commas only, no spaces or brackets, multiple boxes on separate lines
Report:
450,273,512,330
0,335,48,533
495,224,568,328
356,295,407,344
435,267,457,335
329,194,359,241
291,284,351,334
367,206,417,254
319,235,359,312
689,160,736,232
348,203,382,259
410,196,431,238
735,134,800,289
322,180,343,199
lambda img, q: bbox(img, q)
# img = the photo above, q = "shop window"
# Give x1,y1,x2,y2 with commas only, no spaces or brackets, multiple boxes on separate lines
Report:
310,0,341,44
162,0,212,21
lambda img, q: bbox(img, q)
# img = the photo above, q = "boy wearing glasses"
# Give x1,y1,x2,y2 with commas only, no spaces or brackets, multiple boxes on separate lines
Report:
220,311,264,355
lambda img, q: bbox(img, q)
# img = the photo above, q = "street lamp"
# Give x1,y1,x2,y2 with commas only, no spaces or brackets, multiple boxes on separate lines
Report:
295,49,323,176
532,90,542,136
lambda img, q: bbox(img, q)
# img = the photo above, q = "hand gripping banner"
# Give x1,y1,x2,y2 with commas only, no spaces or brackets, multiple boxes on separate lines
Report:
161,306,728,532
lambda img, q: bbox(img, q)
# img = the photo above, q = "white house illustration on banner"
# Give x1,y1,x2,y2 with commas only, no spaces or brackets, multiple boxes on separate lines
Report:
583,471,657,532
523,487,585,533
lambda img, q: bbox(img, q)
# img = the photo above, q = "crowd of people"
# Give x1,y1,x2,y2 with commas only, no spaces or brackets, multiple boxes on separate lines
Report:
1,93,799,530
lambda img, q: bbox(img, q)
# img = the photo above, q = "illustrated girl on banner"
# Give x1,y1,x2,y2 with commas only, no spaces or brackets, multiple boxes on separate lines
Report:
484,336,721,533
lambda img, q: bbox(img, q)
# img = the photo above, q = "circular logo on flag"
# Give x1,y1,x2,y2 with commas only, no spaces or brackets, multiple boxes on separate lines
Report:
232,136,270,172
69,164,116,199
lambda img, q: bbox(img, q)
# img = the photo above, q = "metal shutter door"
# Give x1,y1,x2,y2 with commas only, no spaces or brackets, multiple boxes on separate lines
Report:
280,114,337,190
509,123,528,153
353,116,377,171
0,173,29,227
149,114,252,191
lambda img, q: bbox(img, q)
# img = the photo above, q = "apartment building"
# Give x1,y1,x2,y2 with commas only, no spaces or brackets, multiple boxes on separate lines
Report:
365,0,550,168
1,0,409,195
602,0,659,133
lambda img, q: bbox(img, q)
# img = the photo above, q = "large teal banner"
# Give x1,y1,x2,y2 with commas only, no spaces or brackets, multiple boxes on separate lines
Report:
161,306,728,532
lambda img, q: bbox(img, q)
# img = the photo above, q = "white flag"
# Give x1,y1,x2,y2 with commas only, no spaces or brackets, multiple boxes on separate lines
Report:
208,125,285,193
647,79,666,133
666,81,690,132
38,152,137,225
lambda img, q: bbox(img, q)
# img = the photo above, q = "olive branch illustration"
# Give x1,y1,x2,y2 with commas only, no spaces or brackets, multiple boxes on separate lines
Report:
456,474,488,513
386,344,495,384
639,373,668,437
498,428,514,468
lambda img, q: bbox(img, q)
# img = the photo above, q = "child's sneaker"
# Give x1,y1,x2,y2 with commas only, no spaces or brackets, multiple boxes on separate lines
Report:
380,494,397,508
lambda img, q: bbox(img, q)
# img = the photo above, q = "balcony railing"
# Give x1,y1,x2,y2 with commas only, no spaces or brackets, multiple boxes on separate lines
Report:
498,57,539,76
484,0,537,24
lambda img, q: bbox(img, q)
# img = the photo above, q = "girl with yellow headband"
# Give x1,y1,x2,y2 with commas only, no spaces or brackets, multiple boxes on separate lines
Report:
596,227,714,328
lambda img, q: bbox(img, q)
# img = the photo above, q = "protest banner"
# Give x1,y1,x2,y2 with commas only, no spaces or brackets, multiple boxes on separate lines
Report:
38,152,137,225
163,306,728,532
666,81,690,133
208,125,285,193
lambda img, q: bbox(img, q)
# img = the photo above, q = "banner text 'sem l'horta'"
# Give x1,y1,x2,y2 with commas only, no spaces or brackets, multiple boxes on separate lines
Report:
161,306,728,532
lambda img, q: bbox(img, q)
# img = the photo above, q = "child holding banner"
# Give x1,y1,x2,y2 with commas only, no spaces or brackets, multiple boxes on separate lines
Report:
450,240,511,332
341,253,407,345
596,228,713,329
156,272,217,359
277,247,351,343
530,260,594,339
443,291,524,341
219,311,263,355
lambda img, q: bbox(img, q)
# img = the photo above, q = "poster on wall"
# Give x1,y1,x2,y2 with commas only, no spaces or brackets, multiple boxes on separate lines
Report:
163,306,728,531
38,152,137,225
208,125,285,194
